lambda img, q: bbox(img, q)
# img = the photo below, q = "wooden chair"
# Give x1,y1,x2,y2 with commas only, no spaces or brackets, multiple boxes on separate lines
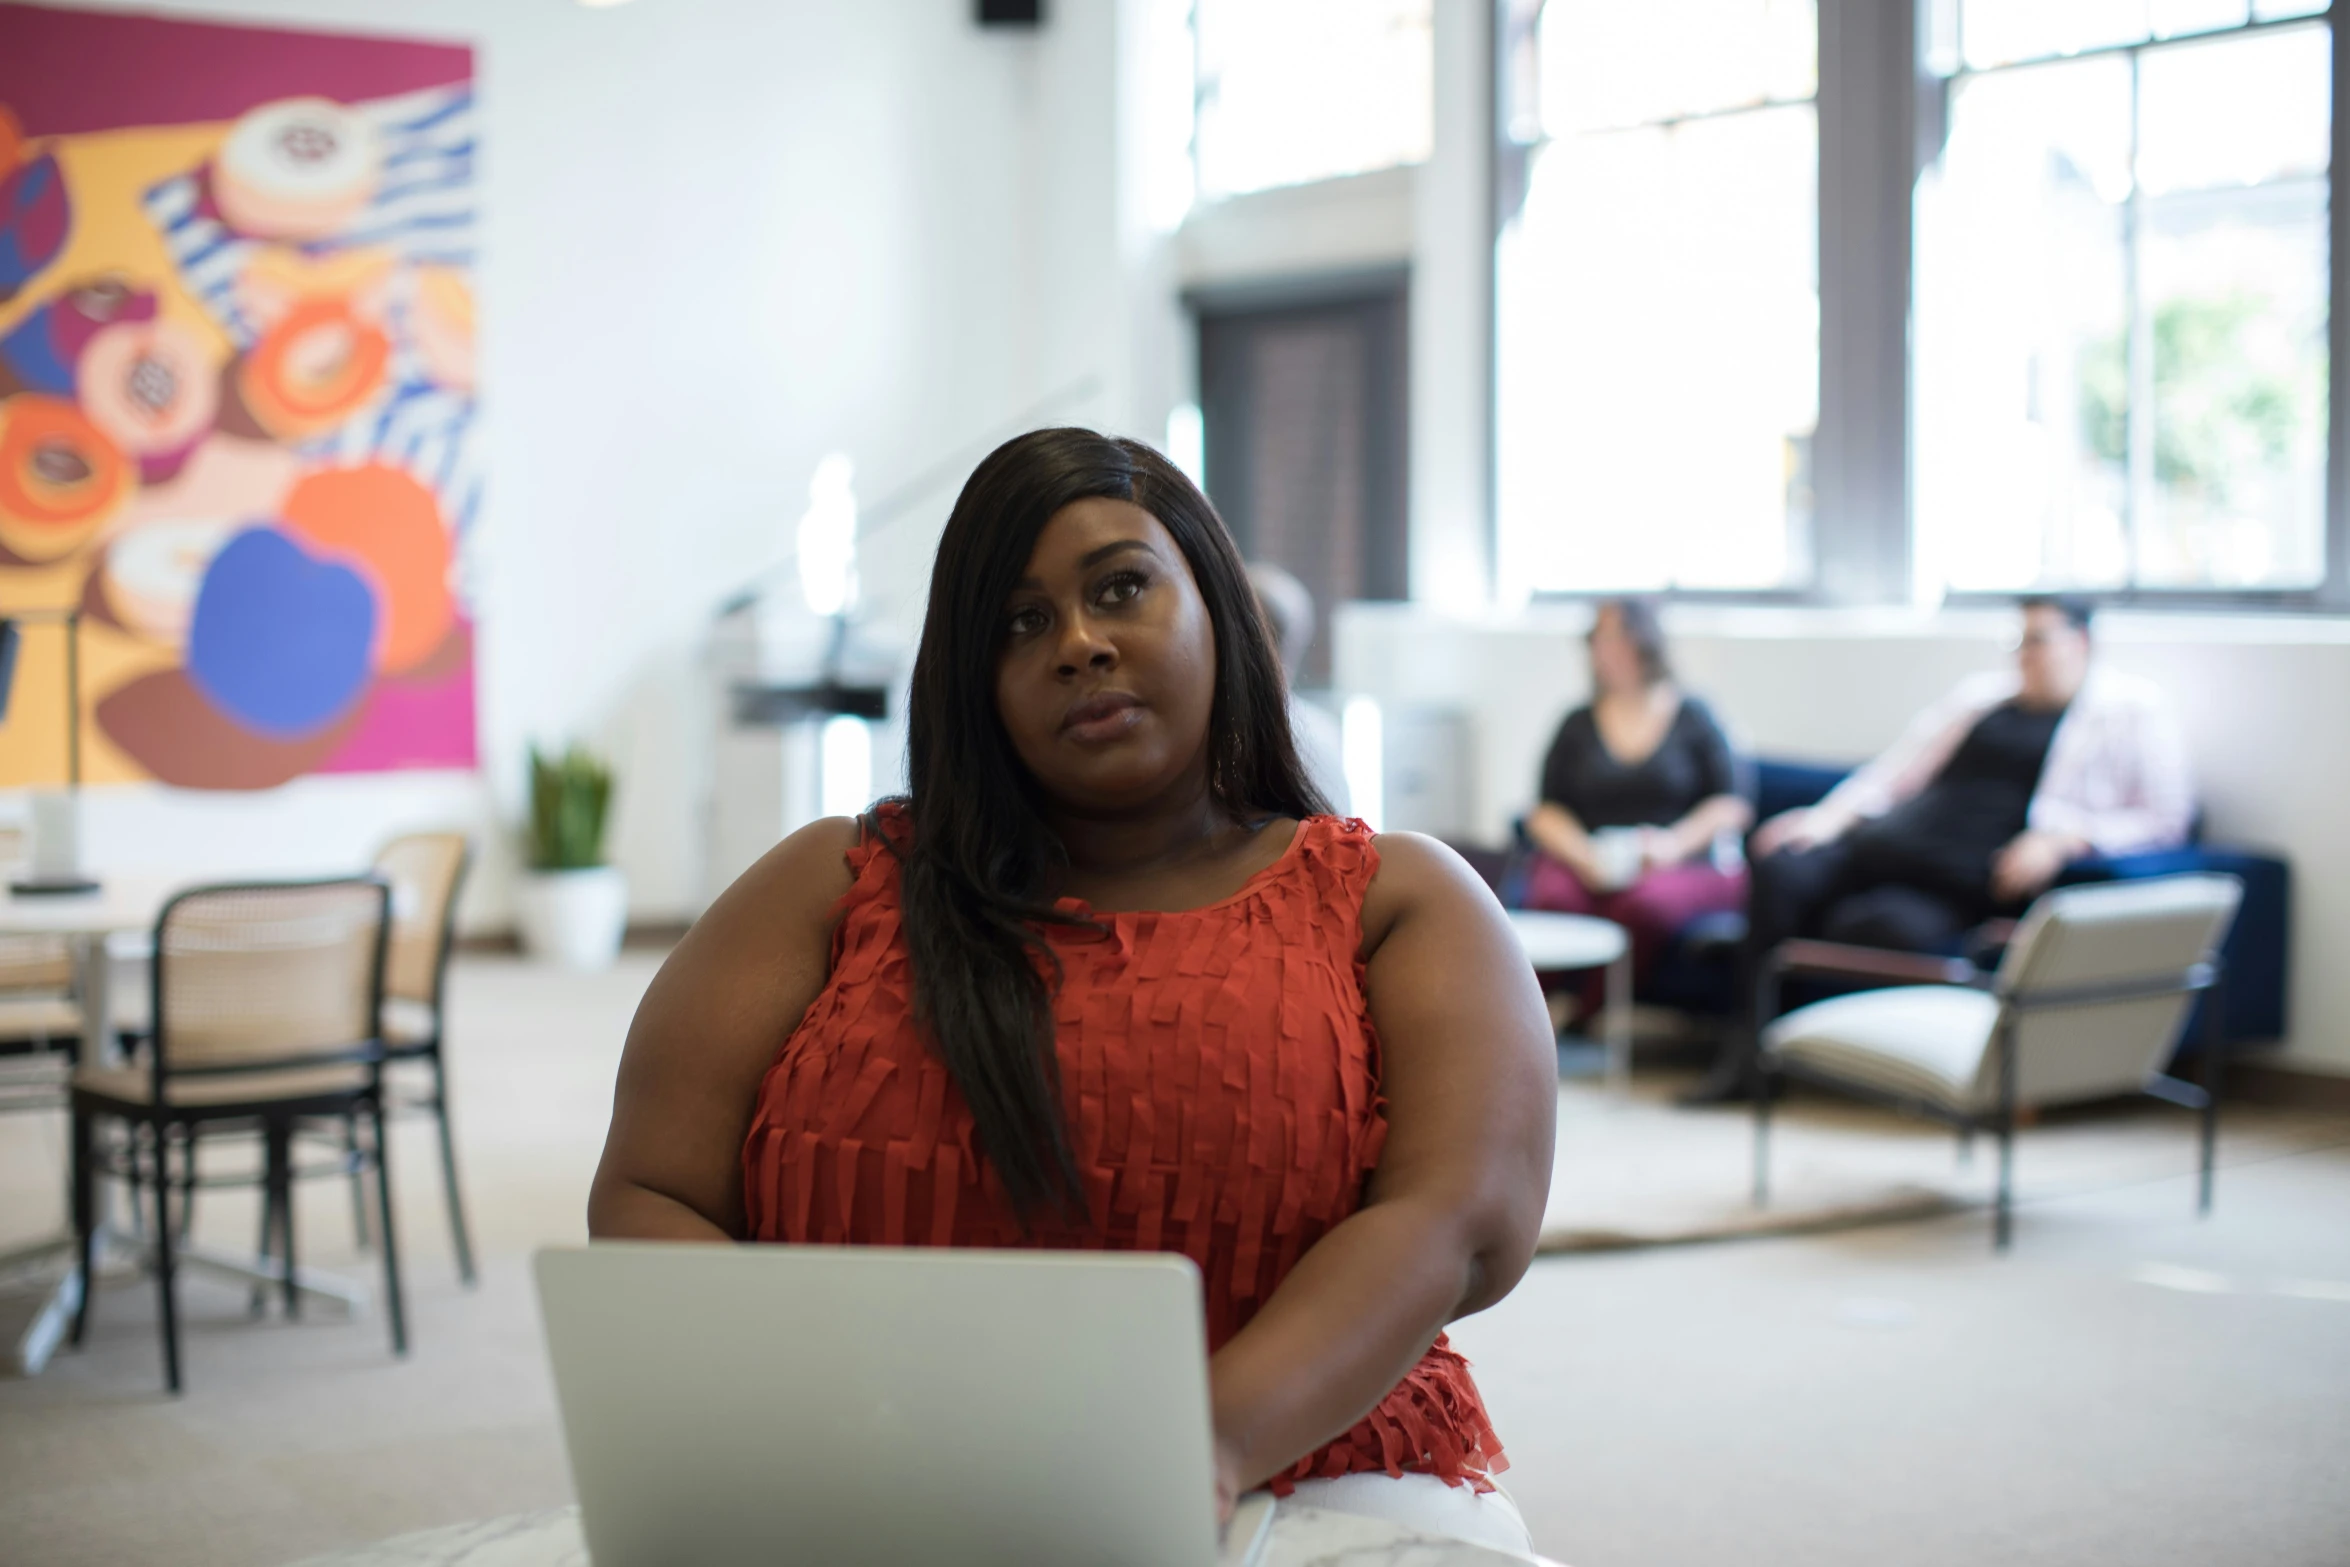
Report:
352,833,476,1283
69,878,404,1393
1752,874,2243,1251
1,933,81,1130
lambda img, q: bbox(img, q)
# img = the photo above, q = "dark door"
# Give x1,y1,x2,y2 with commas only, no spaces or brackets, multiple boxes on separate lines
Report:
1194,270,1409,686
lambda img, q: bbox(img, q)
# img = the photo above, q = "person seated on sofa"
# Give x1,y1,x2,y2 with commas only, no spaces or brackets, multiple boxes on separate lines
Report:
1681,594,2195,1104
1523,598,1753,992
1247,561,1350,814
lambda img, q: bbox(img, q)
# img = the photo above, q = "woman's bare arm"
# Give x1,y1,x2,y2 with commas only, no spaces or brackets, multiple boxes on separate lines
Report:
1659,792,1753,865
1205,833,1556,1506
586,817,862,1242
1526,800,1601,886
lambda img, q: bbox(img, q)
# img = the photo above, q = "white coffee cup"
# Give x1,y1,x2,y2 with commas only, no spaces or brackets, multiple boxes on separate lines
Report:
1589,826,1645,893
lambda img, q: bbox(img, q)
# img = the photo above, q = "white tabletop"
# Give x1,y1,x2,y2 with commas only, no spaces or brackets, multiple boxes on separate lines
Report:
1505,909,1627,972
279,1502,1546,1566
0,874,181,937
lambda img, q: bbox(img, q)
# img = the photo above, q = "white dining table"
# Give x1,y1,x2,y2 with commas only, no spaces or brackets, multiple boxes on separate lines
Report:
0,874,372,1377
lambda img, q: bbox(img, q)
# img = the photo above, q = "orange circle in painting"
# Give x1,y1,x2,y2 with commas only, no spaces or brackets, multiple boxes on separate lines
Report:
279,462,453,673
238,296,390,440
0,395,132,562
77,318,221,459
0,105,23,173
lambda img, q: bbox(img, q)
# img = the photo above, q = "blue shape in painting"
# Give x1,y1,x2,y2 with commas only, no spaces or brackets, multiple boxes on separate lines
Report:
0,154,70,298
0,299,74,394
188,527,377,738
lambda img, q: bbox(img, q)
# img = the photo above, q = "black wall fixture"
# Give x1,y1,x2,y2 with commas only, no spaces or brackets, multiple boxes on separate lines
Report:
977,0,1042,25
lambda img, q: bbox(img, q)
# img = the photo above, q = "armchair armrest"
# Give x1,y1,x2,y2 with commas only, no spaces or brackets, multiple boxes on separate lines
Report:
1964,918,2021,969
1767,938,1984,989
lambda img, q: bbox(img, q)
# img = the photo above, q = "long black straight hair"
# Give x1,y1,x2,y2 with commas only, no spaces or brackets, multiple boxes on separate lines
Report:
892,427,1330,1222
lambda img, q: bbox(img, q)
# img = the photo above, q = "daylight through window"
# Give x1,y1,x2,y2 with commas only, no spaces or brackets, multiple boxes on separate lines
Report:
1913,3,2332,595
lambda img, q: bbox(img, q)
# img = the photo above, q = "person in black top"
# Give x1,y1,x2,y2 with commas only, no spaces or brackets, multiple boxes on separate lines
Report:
1524,600,1754,985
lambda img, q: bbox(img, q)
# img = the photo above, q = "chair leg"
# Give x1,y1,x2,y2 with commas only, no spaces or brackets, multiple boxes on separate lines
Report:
250,1173,275,1319
371,1098,409,1358
2198,975,2225,1218
347,1111,371,1250
1751,1064,1775,1207
431,1055,477,1286
70,1107,96,1347
1994,1116,2014,1253
1992,1013,2018,1253
150,1124,183,1394
177,1125,199,1245
265,1116,299,1321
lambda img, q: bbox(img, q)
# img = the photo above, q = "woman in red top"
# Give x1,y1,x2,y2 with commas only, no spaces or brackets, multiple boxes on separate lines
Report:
589,429,1557,1551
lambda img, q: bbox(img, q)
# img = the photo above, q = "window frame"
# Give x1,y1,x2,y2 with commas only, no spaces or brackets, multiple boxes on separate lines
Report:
1492,0,1832,604
1190,0,1438,206
1493,0,2350,614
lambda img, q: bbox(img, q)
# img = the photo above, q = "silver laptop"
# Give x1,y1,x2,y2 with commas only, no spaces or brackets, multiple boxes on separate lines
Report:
534,1243,1275,1567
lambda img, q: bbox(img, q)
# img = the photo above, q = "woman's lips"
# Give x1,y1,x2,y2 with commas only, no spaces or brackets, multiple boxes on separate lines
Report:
1061,691,1143,743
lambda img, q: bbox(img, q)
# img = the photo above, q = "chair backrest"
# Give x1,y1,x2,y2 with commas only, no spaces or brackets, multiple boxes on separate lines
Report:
1977,874,2242,1107
0,933,74,995
373,832,470,1008
151,879,390,1081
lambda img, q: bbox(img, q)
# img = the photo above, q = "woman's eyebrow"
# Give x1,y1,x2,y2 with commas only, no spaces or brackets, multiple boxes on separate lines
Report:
1016,538,1154,589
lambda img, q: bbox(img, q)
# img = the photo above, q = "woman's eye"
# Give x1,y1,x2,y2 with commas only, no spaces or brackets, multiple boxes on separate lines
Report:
1006,606,1047,639
1096,570,1147,607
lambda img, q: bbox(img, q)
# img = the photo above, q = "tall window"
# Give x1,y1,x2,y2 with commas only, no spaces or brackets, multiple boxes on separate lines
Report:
1914,3,2332,596
1192,0,1434,201
1495,0,1820,595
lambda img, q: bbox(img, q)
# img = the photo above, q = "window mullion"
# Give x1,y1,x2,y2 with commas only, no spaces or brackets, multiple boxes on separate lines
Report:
2124,48,2153,592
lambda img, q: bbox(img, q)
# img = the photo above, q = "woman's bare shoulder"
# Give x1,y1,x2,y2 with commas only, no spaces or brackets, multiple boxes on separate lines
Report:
1358,831,1506,958
660,815,868,991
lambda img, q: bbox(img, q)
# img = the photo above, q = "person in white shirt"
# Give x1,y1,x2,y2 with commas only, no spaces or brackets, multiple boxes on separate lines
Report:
1683,595,2195,1104
1247,562,1351,816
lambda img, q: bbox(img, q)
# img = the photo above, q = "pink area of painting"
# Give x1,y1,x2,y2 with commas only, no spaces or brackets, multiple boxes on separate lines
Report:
318,622,479,774
0,2,471,137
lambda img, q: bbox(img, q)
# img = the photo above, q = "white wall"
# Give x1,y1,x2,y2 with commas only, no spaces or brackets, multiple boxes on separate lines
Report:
1336,602,2350,1075
10,0,1131,931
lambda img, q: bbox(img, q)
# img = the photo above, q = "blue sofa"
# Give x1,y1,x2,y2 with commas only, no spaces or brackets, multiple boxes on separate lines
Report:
1500,758,2292,1051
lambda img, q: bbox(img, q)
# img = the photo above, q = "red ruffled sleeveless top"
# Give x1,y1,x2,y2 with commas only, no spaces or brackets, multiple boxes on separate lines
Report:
742,807,1505,1494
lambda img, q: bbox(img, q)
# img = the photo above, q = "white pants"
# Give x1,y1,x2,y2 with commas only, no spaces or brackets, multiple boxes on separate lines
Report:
1281,1471,1536,1558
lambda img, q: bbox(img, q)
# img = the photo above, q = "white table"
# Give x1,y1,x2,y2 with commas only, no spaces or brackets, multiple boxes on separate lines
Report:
280,1501,1554,1566
0,875,370,1377
1505,910,1633,1094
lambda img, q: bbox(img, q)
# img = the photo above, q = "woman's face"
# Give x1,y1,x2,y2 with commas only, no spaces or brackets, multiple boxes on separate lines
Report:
994,497,1219,814
1587,607,1645,697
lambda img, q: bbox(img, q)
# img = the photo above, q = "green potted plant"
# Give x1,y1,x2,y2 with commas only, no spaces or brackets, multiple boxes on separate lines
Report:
515,743,625,969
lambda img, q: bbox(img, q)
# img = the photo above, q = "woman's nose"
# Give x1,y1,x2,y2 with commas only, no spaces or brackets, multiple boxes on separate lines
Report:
1054,615,1117,675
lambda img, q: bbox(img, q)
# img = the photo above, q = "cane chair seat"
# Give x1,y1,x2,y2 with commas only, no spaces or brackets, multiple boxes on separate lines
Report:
0,993,83,1042
73,1061,371,1108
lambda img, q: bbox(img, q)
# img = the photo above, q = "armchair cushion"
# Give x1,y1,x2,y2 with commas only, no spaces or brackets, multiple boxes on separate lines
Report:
1764,986,2000,1111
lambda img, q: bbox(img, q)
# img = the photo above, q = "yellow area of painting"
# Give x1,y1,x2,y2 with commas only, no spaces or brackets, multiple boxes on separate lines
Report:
1,120,229,787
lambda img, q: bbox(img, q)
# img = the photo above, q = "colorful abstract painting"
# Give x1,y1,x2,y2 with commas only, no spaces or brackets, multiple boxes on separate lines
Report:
0,3,477,789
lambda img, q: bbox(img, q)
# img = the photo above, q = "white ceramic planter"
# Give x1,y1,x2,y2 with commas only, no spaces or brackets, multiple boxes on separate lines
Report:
516,865,628,971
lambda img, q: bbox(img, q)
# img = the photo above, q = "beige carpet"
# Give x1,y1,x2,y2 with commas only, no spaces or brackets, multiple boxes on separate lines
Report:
4,952,2348,1567
1536,1068,2350,1252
